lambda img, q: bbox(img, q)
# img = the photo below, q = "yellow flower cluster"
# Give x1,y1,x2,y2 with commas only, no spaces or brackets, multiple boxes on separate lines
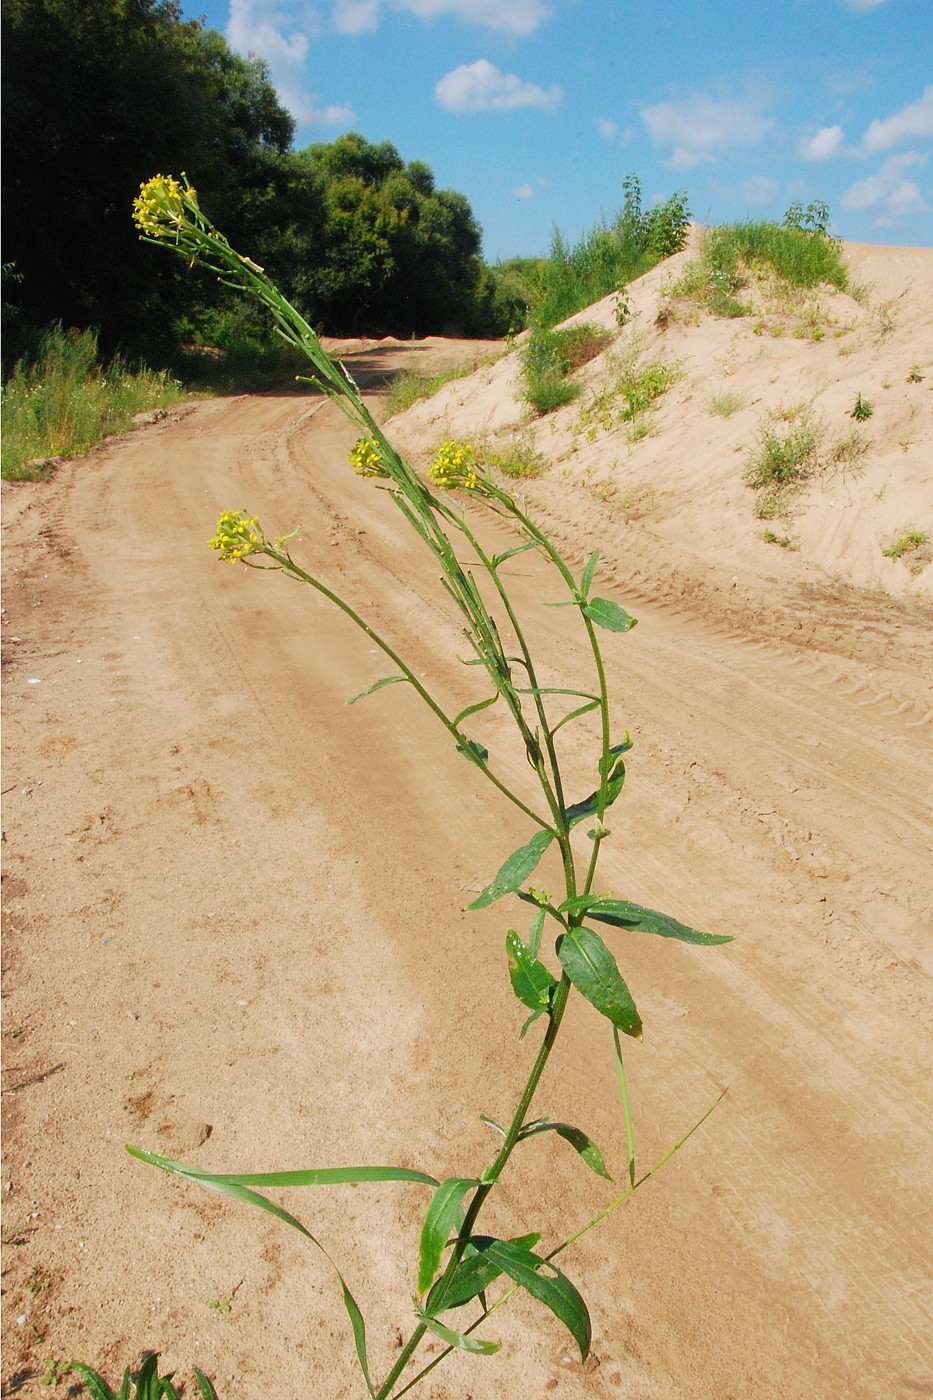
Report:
208,510,266,563
349,437,388,478
429,440,479,491
132,175,196,239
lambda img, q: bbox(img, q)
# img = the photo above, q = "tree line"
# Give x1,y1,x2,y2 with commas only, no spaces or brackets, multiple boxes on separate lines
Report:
2,0,692,369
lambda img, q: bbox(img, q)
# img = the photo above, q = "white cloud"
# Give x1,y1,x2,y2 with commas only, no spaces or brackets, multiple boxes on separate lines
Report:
436,59,562,114
333,0,379,31
863,86,933,152
669,146,705,171
846,0,892,10
511,183,535,199
842,152,929,218
800,124,845,161
333,0,548,33
596,118,619,141
228,0,314,65
641,91,773,162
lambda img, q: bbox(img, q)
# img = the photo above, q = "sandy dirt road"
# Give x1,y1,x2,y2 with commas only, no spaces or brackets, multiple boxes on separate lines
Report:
2,344,932,1400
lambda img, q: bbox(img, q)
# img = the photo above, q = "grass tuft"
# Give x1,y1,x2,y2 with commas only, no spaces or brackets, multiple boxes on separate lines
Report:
673,221,849,321
2,325,188,481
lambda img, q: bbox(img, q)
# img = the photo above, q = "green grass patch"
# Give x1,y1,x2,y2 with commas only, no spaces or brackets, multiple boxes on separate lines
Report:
882,528,930,574
708,391,746,417
742,405,823,518
576,341,680,443
519,323,611,417
482,430,546,479
673,220,849,321
2,325,188,481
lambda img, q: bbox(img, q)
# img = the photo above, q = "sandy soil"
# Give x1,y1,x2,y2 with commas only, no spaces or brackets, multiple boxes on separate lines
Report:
2,264,932,1400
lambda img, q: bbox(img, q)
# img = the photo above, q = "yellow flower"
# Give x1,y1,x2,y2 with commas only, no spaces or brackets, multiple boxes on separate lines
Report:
349,437,388,479
428,440,484,492
132,174,189,239
208,510,267,563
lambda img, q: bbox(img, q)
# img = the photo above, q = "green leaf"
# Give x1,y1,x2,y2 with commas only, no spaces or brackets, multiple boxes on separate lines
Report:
126,1147,379,1398
506,930,557,1013
478,1240,591,1360
467,828,555,910
193,1371,220,1400
550,697,601,737
426,1233,541,1313
557,926,642,1039
569,898,732,946
418,1178,479,1295
528,906,546,959
68,1366,118,1400
453,694,498,729
125,1151,439,1189
580,549,600,598
415,1310,501,1355
456,738,489,765
347,676,407,705
517,1120,612,1180
562,757,626,830
582,597,637,633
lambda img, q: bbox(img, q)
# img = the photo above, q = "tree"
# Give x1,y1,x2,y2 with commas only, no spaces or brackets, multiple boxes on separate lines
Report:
1,0,295,360
297,133,487,336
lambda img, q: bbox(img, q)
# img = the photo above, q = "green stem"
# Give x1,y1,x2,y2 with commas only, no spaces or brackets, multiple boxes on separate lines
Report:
262,548,553,834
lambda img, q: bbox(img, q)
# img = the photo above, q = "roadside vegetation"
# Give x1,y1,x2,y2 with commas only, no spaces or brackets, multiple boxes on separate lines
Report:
1,327,188,481
742,403,869,519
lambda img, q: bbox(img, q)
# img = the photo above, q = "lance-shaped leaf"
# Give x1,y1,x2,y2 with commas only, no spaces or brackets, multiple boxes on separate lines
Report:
580,548,600,599
477,1239,591,1361
467,828,555,911
415,1310,501,1356
582,597,637,633
125,1148,440,1399
426,1233,541,1314
516,1119,612,1180
193,1373,220,1400
562,756,626,830
418,1178,479,1295
347,675,407,705
528,906,546,959
506,930,557,1013
561,897,732,946
557,926,642,1039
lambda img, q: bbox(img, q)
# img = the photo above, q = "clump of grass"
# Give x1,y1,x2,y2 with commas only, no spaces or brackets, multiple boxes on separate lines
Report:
2,325,187,480
763,529,797,549
882,528,930,574
576,340,680,442
519,323,610,417
672,220,849,321
708,391,746,418
529,175,691,329
827,428,868,480
742,405,823,518
385,366,470,417
482,430,546,479
906,364,925,384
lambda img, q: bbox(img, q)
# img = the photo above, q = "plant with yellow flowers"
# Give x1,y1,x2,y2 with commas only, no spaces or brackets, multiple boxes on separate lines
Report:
125,174,731,1400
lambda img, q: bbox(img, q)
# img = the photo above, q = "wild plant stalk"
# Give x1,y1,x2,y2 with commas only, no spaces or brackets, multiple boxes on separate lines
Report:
126,176,731,1399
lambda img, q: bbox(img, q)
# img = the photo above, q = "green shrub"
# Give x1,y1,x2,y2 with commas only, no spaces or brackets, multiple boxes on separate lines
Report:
519,324,609,417
528,174,691,330
882,528,930,574
1,325,187,481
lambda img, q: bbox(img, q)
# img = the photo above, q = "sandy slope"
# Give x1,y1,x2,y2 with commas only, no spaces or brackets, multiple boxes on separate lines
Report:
2,253,932,1400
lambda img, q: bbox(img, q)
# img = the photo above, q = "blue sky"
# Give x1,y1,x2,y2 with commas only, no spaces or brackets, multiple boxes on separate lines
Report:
182,0,932,261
